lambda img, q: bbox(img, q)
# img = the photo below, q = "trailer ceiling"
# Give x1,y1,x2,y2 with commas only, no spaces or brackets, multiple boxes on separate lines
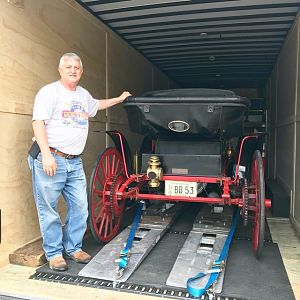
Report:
76,0,300,89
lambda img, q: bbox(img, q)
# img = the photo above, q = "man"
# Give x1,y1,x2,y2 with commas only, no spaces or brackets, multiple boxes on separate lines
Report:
30,52,131,271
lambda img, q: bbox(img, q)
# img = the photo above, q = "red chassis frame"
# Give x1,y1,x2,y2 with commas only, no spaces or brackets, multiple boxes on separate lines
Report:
114,134,271,209
117,174,271,208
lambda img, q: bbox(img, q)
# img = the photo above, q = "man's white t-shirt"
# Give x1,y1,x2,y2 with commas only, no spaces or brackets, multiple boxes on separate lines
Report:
32,81,99,155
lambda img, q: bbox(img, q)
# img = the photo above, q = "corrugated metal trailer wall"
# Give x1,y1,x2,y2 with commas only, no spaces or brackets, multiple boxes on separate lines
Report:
0,0,176,267
266,13,300,234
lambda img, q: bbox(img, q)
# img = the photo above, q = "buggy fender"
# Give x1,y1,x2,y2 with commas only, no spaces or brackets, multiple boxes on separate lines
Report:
106,130,133,177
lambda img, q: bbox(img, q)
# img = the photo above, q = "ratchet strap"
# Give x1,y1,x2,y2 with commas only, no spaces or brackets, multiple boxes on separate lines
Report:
187,208,240,298
116,201,144,278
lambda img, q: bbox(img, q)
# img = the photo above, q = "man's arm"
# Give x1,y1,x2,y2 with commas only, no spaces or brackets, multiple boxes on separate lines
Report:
32,120,57,176
98,91,131,110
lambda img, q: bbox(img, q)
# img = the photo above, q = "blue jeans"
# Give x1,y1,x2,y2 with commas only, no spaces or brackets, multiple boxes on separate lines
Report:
28,153,88,261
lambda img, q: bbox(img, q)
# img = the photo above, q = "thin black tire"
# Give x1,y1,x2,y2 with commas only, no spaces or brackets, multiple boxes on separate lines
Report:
250,150,265,258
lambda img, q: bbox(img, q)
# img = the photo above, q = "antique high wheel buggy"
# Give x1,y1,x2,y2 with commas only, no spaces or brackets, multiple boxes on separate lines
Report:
88,89,271,258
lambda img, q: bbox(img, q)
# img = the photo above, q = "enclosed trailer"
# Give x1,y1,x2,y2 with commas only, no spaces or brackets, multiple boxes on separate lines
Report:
0,1,299,300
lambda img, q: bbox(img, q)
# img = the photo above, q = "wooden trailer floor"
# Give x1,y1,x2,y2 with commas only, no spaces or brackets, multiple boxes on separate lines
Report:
0,205,299,300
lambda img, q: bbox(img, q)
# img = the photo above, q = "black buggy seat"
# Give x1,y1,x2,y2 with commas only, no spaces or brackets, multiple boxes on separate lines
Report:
124,88,250,140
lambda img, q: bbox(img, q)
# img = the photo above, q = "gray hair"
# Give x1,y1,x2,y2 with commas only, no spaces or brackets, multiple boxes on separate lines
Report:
58,53,83,69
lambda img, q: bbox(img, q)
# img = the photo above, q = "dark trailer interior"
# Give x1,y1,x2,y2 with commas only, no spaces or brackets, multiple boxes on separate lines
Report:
3,1,299,300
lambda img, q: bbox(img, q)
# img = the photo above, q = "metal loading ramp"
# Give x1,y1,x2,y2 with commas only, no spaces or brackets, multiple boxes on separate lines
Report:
79,203,178,282
30,203,295,300
80,203,233,293
166,206,233,293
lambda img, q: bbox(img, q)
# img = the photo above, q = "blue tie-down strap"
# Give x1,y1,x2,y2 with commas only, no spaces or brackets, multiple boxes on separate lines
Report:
116,201,145,278
187,208,240,298
118,249,130,269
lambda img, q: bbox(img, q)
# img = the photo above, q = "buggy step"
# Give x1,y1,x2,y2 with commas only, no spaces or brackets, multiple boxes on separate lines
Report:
79,203,178,282
166,205,233,293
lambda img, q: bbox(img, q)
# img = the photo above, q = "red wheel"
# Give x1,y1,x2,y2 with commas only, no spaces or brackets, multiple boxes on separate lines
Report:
249,150,265,258
89,148,126,243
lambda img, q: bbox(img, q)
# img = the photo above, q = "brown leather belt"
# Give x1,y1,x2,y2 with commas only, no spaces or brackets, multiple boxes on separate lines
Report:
50,147,79,159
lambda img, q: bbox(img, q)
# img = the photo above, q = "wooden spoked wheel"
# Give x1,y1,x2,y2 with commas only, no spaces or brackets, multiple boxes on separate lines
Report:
89,147,126,243
248,150,265,258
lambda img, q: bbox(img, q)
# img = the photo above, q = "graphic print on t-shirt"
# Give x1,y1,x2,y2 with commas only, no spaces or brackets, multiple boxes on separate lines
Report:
62,100,89,128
